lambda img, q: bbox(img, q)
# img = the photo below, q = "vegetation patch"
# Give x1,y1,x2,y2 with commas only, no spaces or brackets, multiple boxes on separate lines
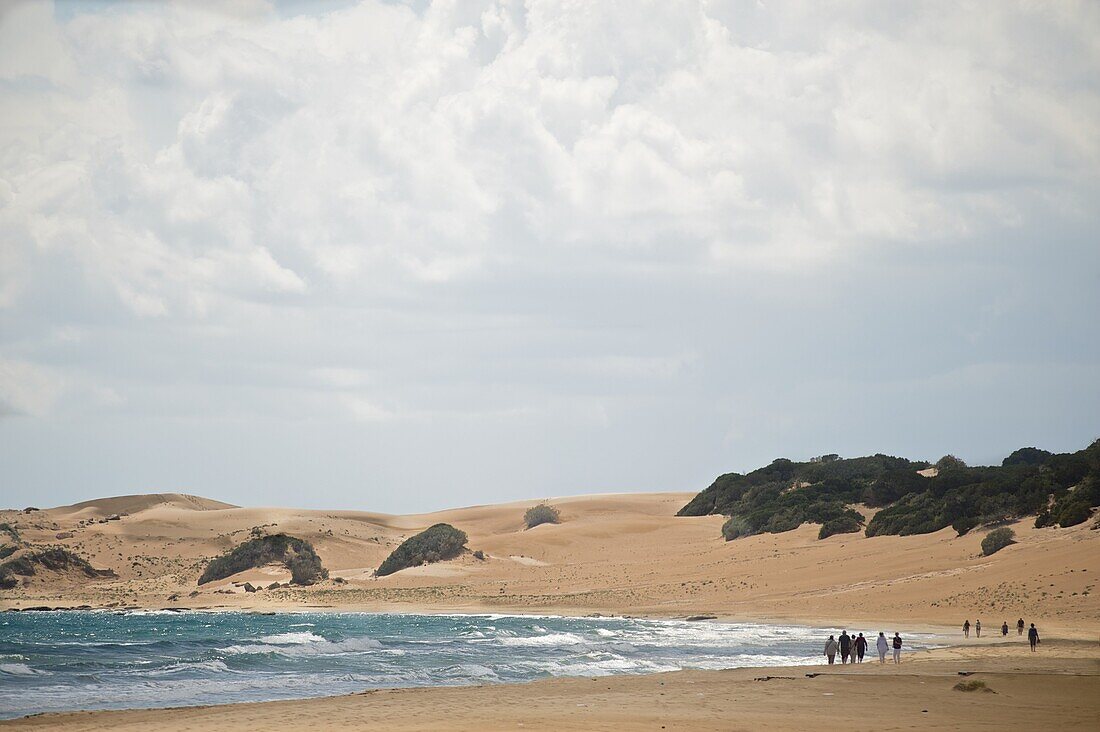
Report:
524,504,561,529
981,527,1016,556
953,680,994,693
0,522,21,544
679,440,1100,541
0,547,103,590
376,523,467,577
198,534,328,586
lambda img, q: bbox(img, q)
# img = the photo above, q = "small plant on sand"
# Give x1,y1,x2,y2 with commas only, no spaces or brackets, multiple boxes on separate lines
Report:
981,527,1016,556
472,550,486,561
376,524,468,577
524,504,561,529
953,679,994,693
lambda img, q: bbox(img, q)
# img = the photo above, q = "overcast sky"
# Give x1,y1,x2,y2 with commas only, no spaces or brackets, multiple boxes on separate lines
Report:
1,0,1098,513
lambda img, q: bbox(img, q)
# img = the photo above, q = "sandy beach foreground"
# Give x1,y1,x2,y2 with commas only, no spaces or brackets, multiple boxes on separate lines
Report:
5,643,1097,731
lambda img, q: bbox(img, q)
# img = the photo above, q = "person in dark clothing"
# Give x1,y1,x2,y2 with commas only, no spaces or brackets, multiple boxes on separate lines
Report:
1017,618,1025,636
839,630,852,664
1001,621,1009,637
963,619,970,638
1028,624,1040,651
891,632,903,664
854,632,867,662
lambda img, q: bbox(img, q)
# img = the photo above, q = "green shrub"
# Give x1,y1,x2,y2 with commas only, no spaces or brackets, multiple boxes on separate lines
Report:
0,547,100,590
524,504,561,529
981,527,1016,556
376,523,467,577
1054,499,1093,527
198,534,327,586
819,514,863,539
952,516,978,536
0,523,20,544
0,545,16,560
721,515,752,541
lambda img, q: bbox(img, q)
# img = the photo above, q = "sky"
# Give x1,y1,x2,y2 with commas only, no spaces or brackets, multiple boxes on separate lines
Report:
1,0,1098,513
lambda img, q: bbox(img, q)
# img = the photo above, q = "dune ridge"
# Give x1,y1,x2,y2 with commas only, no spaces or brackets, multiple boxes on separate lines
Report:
1,491,1096,635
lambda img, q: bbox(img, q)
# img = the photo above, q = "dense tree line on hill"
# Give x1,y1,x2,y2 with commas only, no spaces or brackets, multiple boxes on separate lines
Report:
678,440,1100,541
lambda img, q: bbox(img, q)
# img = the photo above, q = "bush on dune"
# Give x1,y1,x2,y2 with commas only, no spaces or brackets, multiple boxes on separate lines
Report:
376,523,467,577
0,547,103,590
981,527,1016,556
524,504,561,529
198,534,328,586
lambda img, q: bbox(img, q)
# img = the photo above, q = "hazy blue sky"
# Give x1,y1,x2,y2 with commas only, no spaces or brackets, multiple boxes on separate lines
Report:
1,1,1098,513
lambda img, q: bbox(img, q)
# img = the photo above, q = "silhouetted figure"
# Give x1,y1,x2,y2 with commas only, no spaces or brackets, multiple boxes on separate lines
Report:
975,619,981,638
876,632,888,663
854,632,867,662
1001,621,1009,637
1017,618,1025,636
1028,624,1039,652
839,630,851,664
824,635,838,664
891,632,903,664
963,619,970,638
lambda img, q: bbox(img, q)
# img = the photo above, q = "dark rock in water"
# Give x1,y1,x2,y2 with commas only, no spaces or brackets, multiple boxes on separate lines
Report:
685,615,718,621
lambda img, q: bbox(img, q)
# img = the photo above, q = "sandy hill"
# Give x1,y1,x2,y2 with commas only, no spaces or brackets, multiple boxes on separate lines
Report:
1,492,1097,634
49,494,238,518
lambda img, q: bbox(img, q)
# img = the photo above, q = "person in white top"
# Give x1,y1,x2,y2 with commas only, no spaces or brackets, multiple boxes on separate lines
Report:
876,632,889,663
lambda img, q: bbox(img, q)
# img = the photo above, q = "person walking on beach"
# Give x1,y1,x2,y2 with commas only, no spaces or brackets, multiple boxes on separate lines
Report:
1001,621,1009,637
854,633,867,663
963,620,970,638
1028,624,1040,652
1017,618,1025,636
891,632,903,664
825,635,838,664
839,630,852,664
876,632,889,663
975,619,981,638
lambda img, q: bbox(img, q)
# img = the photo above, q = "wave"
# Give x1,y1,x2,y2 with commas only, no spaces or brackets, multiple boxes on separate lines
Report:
0,663,44,676
258,632,326,645
222,636,382,657
498,632,586,647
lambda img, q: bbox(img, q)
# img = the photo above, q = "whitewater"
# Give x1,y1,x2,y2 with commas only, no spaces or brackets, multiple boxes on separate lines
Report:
0,610,937,719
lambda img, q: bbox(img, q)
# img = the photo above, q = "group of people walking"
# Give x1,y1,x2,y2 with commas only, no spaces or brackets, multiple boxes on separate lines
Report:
823,630,902,665
963,617,1040,650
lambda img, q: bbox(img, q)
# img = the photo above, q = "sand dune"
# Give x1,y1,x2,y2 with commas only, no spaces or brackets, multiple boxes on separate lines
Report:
2,491,1098,634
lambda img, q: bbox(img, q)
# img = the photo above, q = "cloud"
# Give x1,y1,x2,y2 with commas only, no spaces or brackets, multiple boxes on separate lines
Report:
0,1,1097,509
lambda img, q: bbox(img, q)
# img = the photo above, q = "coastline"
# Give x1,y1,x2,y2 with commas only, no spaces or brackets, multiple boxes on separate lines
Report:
4,641,1097,731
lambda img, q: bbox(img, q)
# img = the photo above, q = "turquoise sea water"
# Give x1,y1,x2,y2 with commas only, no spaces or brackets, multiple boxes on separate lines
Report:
0,611,936,719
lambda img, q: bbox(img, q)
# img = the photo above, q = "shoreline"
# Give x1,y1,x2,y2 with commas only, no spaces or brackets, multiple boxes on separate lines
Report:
4,641,1096,731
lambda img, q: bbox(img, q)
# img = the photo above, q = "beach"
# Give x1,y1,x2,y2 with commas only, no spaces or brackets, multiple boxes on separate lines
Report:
4,642,1098,731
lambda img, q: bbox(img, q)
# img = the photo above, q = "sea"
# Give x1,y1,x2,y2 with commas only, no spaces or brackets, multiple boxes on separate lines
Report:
0,610,937,719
